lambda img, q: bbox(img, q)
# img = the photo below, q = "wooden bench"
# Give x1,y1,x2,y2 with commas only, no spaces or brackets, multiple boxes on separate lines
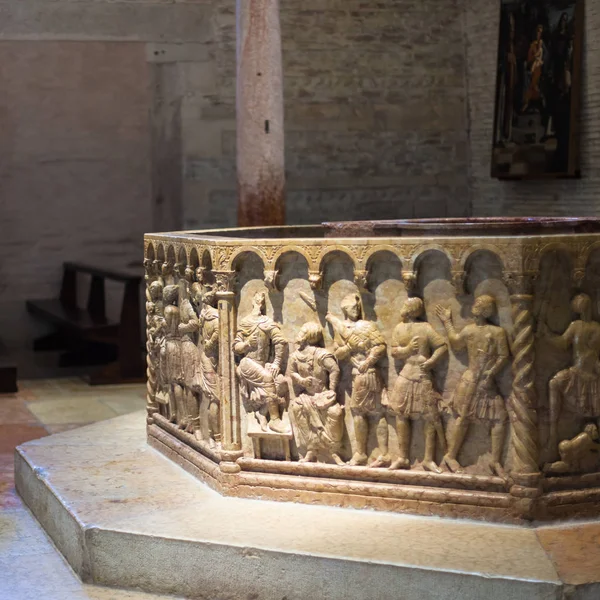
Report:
0,338,18,393
26,261,144,385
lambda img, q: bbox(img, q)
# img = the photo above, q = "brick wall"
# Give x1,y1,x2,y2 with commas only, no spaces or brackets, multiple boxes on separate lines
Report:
465,1,600,216
182,0,471,228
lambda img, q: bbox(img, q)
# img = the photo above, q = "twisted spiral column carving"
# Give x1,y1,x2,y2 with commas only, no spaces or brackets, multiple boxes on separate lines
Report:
509,296,539,473
504,273,540,475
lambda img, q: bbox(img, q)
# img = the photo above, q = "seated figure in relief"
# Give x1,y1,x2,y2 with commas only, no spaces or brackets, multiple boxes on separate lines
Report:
543,294,600,454
544,423,600,475
326,293,390,467
234,291,288,433
388,297,448,473
436,295,510,475
289,322,344,465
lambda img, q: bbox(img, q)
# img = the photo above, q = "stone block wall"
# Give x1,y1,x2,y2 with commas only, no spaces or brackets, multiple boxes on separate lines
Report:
0,1,214,359
464,1,600,216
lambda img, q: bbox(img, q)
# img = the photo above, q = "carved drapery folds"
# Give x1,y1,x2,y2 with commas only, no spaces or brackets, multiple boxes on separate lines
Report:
144,230,600,522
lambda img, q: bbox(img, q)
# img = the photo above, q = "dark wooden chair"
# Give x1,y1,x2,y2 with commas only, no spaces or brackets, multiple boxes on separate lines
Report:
26,261,144,385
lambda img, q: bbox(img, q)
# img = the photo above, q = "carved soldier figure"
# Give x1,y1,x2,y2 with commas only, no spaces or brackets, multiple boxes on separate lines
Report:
146,280,165,416
545,293,600,451
436,295,510,475
544,423,600,475
389,297,448,473
178,280,202,435
195,285,221,445
326,293,390,467
160,285,185,423
289,322,344,465
234,291,287,433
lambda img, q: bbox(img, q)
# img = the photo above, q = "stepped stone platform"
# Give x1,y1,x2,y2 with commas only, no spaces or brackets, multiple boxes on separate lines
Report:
14,411,600,600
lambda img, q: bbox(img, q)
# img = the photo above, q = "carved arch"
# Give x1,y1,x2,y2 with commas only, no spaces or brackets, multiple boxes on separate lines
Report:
227,246,268,271
458,244,506,273
408,244,454,271
364,245,404,270
318,246,358,272
272,246,317,271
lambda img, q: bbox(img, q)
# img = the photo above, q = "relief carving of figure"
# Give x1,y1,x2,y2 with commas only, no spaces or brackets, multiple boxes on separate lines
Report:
436,295,510,475
543,424,600,475
196,285,221,445
146,280,165,415
388,297,448,473
326,293,390,467
289,323,344,465
544,294,600,453
234,291,288,433
160,285,185,423
178,279,202,435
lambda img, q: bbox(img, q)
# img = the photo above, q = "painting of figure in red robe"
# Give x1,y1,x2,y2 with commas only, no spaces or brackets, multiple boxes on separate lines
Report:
491,0,583,179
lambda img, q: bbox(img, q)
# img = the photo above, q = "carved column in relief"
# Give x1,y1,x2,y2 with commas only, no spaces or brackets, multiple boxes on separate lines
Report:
504,271,541,517
504,272,540,474
214,270,243,472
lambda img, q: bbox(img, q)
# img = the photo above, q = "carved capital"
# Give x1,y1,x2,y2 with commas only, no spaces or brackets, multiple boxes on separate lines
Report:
308,270,323,290
573,268,586,290
402,270,417,294
354,269,369,291
213,270,237,297
451,270,466,295
143,258,155,281
264,269,279,291
503,271,537,296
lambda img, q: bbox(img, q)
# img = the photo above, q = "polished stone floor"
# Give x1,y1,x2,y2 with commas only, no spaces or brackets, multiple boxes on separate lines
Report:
0,378,182,599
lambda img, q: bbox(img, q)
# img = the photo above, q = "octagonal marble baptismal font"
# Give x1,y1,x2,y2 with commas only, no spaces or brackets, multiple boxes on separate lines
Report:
144,217,600,524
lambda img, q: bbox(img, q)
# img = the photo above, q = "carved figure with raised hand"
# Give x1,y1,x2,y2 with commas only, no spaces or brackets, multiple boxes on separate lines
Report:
196,285,221,445
544,294,600,454
289,322,344,465
234,291,288,433
389,297,448,473
160,285,185,424
436,295,510,475
326,293,390,467
544,423,600,475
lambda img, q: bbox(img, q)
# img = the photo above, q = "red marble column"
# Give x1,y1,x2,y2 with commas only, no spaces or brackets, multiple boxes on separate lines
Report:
236,0,285,227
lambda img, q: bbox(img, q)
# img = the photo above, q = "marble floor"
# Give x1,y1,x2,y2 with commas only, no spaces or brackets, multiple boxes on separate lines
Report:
0,377,182,600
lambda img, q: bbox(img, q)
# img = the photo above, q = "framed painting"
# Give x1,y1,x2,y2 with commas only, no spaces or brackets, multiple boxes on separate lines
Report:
491,0,583,179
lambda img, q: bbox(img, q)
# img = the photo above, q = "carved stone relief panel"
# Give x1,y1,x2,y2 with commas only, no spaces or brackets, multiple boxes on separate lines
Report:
144,220,600,523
